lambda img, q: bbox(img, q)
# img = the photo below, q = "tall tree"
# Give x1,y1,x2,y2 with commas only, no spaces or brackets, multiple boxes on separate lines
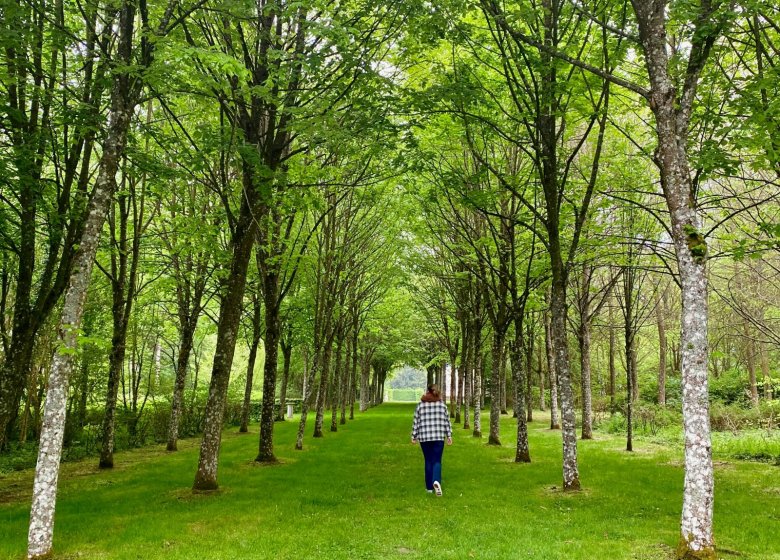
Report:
26,1,184,555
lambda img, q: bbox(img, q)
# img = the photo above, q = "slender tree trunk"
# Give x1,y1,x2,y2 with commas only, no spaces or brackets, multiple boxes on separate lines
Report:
276,339,292,422
295,357,318,450
538,339,545,411
27,3,141,544
512,327,531,462
657,288,668,407
761,343,773,401
545,310,560,430
98,325,128,468
578,323,593,440
256,289,281,463
488,333,503,445
608,303,616,412
549,274,580,490
313,339,333,437
240,337,261,433
167,322,195,450
472,322,482,438
525,328,534,422
359,352,371,412
193,179,259,490
330,331,344,432
744,329,759,407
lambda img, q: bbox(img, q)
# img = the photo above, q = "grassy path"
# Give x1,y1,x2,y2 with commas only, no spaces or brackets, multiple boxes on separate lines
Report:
1,404,779,559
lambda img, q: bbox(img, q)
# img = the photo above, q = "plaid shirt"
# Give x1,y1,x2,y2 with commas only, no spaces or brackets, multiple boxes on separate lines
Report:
411,400,452,442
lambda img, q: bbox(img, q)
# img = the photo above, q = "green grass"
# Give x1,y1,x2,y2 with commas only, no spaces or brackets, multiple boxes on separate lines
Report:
1,404,779,559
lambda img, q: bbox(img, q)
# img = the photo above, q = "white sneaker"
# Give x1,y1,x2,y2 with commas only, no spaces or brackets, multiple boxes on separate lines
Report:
433,481,442,496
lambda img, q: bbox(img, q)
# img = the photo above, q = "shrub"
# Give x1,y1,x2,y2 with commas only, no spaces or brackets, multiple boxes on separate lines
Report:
709,369,751,405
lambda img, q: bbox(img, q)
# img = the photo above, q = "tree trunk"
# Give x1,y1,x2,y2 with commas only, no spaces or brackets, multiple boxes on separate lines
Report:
512,328,531,462
240,295,263,434
256,283,281,463
608,303,616,412
544,310,560,430
193,179,259,491
631,2,718,552
359,351,371,412
167,321,196,450
472,320,482,438
276,338,292,422
313,338,333,437
657,288,668,407
538,338,546,411
295,346,318,450
549,275,580,490
761,343,773,401
28,1,141,544
744,329,759,407
578,322,593,440
525,327,534,422
488,332,503,445
330,331,344,432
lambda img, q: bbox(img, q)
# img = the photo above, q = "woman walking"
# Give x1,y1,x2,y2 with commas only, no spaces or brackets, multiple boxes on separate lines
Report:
411,384,453,496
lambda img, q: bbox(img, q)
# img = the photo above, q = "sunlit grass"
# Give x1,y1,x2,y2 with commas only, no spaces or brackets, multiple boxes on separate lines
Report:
1,403,778,559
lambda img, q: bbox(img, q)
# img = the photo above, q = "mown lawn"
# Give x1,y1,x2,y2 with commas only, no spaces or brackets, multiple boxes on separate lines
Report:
1,404,778,559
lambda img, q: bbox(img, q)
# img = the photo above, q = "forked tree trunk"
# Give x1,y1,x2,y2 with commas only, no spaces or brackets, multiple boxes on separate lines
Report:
632,2,717,552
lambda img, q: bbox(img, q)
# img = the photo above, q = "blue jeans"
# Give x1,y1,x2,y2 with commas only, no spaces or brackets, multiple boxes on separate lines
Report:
419,440,445,490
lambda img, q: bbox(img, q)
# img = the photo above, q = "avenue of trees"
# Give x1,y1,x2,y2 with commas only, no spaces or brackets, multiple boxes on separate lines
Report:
1,1,779,559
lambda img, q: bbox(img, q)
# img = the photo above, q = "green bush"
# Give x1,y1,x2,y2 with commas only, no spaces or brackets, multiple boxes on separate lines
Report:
710,369,751,405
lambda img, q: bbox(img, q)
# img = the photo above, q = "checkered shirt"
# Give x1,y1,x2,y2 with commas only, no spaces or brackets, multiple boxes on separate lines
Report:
411,400,452,442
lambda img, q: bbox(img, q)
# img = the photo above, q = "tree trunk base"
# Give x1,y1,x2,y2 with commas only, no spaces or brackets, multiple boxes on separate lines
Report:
295,442,303,450
238,427,249,433
472,430,482,438
515,451,531,463
487,435,501,445
581,432,593,440
676,540,716,560
166,442,177,452
550,423,560,430
563,478,581,491
192,480,219,492
313,429,323,438
330,426,337,432
98,457,113,469
254,454,278,464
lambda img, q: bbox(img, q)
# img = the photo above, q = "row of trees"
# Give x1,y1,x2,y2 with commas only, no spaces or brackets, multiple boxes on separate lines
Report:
1,1,779,560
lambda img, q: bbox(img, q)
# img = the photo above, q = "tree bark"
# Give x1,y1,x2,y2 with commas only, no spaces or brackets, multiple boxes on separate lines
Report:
193,174,260,491
545,311,560,430
512,328,531,462
276,336,292,422
631,2,717,552
488,333,503,445
240,295,263,434
657,287,668,407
